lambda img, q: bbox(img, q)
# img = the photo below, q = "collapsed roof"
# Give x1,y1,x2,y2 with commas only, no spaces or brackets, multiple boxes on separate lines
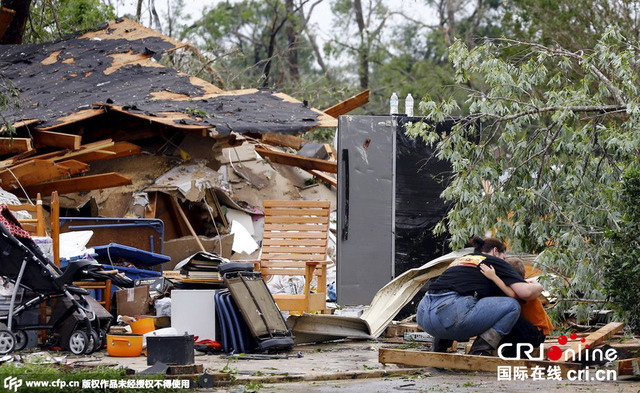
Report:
0,18,337,135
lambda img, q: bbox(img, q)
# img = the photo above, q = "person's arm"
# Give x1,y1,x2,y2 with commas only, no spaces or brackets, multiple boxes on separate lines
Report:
509,281,544,301
479,264,518,298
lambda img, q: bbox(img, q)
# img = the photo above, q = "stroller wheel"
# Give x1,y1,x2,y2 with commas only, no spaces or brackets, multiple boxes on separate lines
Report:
0,330,15,355
13,330,28,351
84,330,100,355
68,330,89,355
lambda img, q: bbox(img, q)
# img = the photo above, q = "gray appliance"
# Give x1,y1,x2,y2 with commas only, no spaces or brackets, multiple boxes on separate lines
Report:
337,115,453,306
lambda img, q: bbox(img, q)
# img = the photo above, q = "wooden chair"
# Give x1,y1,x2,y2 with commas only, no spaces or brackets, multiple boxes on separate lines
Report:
7,193,46,237
48,192,112,311
258,200,331,314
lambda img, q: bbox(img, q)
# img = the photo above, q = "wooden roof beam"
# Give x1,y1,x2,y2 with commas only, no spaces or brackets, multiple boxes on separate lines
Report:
32,130,82,150
0,159,81,190
261,133,303,150
63,141,141,163
24,172,132,197
0,137,32,155
323,89,370,118
255,145,337,174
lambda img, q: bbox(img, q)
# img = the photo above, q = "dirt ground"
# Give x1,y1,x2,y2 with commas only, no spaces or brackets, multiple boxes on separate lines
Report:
70,340,640,392
257,373,640,393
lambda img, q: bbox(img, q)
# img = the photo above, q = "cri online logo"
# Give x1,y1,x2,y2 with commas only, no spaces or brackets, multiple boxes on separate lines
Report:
547,333,584,361
498,332,618,362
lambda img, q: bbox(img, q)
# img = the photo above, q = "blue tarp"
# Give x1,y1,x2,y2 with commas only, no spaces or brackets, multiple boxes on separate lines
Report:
93,243,170,267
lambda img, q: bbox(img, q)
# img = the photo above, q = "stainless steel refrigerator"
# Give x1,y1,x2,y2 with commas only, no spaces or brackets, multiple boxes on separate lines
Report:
336,115,453,306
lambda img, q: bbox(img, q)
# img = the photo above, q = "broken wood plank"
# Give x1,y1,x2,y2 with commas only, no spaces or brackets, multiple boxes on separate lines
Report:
55,159,90,175
0,137,32,155
11,150,70,166
323,89,370,118
23,173,132,197
0,159,76,189
324,143,337,161
144,191,158,219
262,133,303,150
50,139,114,162
0,148,36,168
379,348,581,377
305,169,337,188
32,130,82,150
255,145,337,174
63,141,141,163
562,322,625,362
616,357,640,377
170,196,206,252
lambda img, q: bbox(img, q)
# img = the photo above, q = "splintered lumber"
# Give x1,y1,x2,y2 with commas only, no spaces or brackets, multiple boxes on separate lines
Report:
55,159,90,174
169,196,206,252
0,148,36,168
323,89,370,118
32,130,82,150
379,349,581,377
562,322,625,362
50,139,114,162
11,150,70,166
63,141,141,163
306,169,337,188
617,358,640,377
261,133,303,150
23,173,132,197
0,137,32,155
0,159,78,189
255,145,337,174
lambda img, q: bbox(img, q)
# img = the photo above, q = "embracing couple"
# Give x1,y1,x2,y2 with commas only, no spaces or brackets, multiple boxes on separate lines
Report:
417,237,552,356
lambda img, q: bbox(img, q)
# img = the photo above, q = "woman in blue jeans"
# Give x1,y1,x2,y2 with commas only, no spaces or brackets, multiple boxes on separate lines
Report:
417,237,543,355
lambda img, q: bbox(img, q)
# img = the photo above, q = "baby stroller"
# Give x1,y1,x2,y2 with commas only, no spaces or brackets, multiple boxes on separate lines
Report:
0,204,133,355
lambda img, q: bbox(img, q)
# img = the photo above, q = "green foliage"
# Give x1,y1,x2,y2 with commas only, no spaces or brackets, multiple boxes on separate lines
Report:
503,0,640,53
0,363,187,392
603,166,640,332
182,1,314,89
0,78,19,135
407,28,640,324
24,0,116,43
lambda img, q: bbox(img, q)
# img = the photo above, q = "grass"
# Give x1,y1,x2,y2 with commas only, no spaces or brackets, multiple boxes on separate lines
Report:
0,363,190,392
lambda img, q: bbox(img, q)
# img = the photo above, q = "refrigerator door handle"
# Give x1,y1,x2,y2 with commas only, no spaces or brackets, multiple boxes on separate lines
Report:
341,148,349,240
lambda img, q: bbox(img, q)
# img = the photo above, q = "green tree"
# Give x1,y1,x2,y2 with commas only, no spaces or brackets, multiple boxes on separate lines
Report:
23,0,115,43
504,0,640,53
183,0,317,90
603,167,640,331
408,28,639,325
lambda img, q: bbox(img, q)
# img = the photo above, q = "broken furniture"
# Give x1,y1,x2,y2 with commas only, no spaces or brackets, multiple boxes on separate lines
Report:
0,204,123,355
217,262,294,353
337,115,454,306
7,194,46,237
258,200,331,314
59,217,165,255
72,279,112,311
93,243,170,269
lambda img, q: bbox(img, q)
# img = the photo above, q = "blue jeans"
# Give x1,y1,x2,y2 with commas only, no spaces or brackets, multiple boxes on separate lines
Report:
416,292,521,340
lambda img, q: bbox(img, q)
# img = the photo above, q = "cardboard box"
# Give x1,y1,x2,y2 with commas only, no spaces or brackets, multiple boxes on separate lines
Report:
115,286,151,316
